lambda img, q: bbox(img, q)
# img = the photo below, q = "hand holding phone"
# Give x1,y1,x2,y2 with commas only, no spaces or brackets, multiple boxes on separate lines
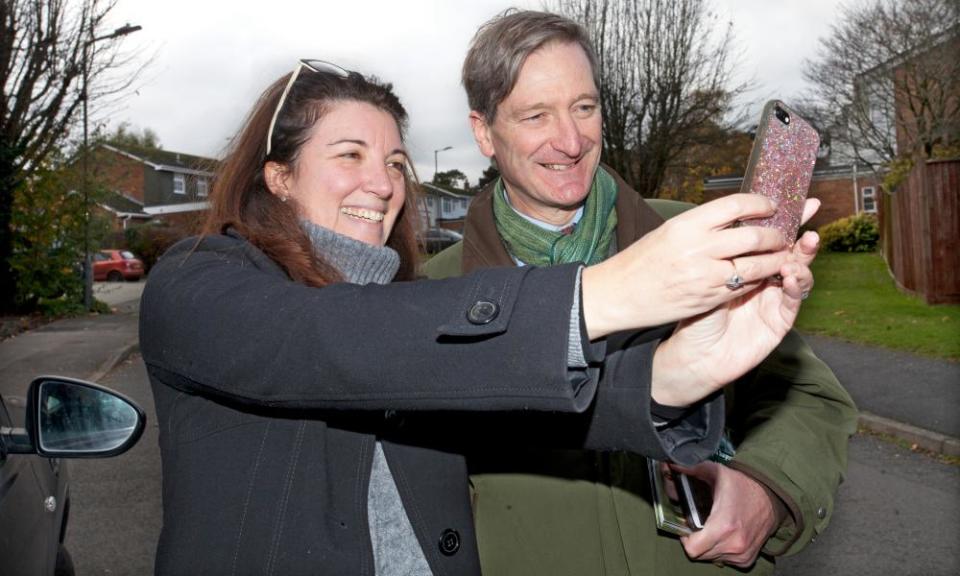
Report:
739,100,820,243
648,460,715,536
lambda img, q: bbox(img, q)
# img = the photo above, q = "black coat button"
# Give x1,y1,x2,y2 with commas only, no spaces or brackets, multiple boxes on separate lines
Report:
438,528,460,556
466,300,499,325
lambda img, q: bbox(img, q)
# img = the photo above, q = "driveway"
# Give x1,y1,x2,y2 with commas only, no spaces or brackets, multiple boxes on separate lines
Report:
94,280,146,308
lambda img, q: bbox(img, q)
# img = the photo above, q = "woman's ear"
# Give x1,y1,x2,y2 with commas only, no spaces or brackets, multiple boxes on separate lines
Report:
263,161,291,202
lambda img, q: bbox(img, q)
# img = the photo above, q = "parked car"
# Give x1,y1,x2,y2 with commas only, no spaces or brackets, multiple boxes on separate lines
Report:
422,228,463,254
93,250,144,282
0,376,145,576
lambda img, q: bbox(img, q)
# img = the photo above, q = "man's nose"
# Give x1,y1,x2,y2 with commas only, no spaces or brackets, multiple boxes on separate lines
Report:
551,113,584,158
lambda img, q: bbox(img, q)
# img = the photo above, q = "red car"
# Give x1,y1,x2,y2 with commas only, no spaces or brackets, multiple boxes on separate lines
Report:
93,249,144,282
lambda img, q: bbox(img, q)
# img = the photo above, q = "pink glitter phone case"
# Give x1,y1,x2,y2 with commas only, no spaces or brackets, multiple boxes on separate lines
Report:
739,100,820,242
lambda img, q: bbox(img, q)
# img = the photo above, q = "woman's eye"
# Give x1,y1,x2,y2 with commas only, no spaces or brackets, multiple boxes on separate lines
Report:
339,151,361,160
387,161,407,175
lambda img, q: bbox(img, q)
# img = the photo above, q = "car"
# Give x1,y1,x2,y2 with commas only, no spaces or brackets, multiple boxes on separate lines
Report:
93,250,144,282
0,376,145,576
422,228,463,254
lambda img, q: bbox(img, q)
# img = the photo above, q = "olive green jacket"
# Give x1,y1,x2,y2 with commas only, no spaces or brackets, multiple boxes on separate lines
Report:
421,169,857,575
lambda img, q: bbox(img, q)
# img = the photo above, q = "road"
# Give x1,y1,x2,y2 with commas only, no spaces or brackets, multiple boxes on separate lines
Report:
63,354,161,575
63,354,959,575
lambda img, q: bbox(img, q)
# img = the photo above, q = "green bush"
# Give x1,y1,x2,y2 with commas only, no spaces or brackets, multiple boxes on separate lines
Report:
10,162,85,314
123,224,187,273
817,213,880,252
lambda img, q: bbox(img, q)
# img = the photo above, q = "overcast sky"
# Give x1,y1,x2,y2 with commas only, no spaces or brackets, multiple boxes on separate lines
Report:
101,0,843,183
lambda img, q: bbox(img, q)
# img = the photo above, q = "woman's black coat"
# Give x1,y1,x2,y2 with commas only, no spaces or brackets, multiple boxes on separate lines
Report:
139,231,722,576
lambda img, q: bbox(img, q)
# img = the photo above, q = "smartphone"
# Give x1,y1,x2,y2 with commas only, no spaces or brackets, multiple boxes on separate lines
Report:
648,460,713,535
738,100,821,243
678,472,713,530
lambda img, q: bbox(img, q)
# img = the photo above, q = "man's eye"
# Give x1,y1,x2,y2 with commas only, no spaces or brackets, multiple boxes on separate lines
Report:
523,113,545,122
340,151,361,160
576,104,597,115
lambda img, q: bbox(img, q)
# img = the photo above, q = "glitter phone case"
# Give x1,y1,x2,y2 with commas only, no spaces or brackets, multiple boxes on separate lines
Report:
739,100,820,242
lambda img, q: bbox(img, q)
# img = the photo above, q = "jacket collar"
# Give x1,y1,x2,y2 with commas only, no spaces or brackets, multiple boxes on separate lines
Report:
461,165,663,274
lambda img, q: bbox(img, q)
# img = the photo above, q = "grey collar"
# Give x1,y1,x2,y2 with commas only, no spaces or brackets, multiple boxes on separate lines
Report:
301,220,400,285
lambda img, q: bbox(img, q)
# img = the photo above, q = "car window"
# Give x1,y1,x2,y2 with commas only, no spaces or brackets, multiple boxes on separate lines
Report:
94,252,110,261
120,251,136,260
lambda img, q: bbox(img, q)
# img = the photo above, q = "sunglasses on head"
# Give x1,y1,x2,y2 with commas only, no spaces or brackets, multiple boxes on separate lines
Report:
266,59,352,156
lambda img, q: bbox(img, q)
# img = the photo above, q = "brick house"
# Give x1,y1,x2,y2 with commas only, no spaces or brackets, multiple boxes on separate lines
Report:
703,161,881,231
94,144,216,232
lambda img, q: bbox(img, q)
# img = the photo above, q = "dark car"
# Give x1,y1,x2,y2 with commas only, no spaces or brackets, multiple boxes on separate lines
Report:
0,376,145,575
93,250,144,282
422,228,463,254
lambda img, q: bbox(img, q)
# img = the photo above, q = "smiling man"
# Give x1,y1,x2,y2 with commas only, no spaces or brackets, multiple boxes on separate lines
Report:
423,9,857,576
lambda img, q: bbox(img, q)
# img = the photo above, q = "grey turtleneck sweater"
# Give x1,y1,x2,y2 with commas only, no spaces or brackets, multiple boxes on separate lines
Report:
303,221,433,576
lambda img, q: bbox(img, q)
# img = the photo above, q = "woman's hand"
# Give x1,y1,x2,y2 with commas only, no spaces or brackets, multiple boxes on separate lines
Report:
650,200,821,407
582,194,791,339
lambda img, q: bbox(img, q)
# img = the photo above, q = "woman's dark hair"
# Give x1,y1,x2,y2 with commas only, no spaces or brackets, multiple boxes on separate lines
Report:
204,68,421,285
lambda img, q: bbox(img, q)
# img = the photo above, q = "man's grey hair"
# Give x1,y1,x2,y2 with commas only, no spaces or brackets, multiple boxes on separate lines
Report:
462,9,600,123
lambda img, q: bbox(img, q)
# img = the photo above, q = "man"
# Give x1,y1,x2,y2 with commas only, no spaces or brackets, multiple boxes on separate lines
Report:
423,9,857,575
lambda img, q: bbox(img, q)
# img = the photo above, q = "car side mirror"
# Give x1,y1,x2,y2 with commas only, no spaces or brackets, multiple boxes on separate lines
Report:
2,376,146,457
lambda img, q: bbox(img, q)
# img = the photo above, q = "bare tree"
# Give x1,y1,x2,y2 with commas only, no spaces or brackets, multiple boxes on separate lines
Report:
803,0,960,174
553,0,748,198
0,0,142,312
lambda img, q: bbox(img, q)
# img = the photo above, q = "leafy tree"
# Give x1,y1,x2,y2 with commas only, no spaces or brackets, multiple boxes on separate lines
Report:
553,0,748,198
432,168,469,190
0,0,143,312
474,163,500,192
803,0,960,174
658,124,753,202
9,153,109,314
104,121,162,151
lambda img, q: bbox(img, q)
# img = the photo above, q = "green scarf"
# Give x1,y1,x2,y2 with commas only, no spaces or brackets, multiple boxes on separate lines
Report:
493,167,618,266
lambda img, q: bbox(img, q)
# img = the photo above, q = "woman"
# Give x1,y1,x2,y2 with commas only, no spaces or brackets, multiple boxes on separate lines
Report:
140,60,808,576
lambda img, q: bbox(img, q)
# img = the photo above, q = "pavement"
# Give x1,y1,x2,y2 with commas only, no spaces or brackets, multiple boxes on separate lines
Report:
1,281,958,456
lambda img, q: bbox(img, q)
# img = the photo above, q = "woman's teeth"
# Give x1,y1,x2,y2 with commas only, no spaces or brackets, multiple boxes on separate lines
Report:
341,207,384,222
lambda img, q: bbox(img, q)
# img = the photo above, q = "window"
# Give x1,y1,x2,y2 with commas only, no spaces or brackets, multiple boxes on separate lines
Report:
442,198,452,212
197,178,209,197
173,173,186,195
862,186,877,213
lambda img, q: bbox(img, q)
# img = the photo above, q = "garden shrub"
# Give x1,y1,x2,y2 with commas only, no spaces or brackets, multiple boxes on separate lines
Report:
123,224,187,273
817,213,880,252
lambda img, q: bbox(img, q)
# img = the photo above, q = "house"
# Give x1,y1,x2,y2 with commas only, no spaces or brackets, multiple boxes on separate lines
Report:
420,182,472,232
703,162,881,231
93,144,216,232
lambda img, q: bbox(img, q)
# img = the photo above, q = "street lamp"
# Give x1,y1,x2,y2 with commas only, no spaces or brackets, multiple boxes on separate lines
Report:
433,146,453,180
82,23,142,310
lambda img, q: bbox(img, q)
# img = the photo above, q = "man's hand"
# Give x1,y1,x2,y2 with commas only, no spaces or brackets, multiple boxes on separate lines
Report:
674,462,787,568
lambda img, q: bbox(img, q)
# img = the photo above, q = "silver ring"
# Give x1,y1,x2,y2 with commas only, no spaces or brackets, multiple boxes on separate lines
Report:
726,274,744,290
725,261,744,290
801,290,810,300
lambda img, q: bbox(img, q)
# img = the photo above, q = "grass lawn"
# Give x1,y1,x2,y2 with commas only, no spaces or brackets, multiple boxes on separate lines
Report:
796,251,960,360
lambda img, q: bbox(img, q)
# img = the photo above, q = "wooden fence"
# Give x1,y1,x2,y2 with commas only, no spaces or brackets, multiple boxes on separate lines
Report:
881,158,960,304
